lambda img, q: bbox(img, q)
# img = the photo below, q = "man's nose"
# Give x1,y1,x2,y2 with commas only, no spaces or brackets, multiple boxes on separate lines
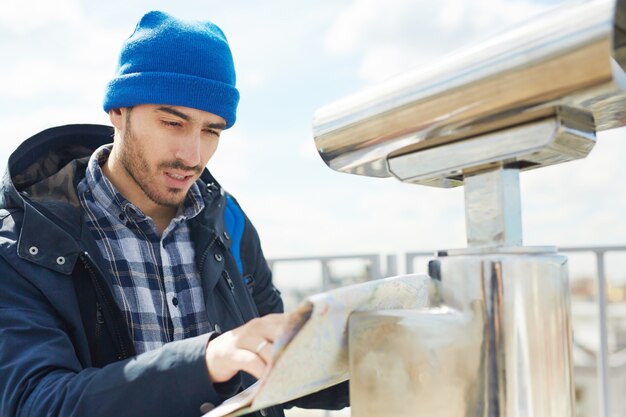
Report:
174,131,201,168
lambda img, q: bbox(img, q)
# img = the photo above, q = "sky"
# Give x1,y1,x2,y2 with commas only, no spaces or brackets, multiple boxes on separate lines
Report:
1,0,625,277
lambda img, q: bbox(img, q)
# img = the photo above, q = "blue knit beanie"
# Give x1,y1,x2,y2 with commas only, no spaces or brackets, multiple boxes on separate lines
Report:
103,11,239,128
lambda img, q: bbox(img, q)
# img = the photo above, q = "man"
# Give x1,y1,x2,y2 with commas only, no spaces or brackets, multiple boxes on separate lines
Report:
0,11,348,417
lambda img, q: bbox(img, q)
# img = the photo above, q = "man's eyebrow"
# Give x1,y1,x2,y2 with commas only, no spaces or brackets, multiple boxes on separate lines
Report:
205,122,227,130
156,106,190,121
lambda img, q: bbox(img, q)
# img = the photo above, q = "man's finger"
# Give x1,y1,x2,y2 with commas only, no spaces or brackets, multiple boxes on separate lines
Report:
238,335,274,365
253,339,268,355
246,314,289,341
253,338,275,365
235,350,268,380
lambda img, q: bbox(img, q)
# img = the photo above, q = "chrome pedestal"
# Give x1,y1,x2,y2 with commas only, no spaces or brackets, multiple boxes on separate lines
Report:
350,248,574,416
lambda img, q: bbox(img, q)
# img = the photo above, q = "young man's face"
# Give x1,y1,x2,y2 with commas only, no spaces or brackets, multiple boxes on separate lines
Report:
109,104,226,208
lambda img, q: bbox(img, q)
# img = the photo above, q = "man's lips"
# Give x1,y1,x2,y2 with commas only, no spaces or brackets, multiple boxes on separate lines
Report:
165,171,193,180
163,170,195,187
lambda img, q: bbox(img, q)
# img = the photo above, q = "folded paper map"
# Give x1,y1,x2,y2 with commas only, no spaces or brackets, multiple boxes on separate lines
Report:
204,274,433,417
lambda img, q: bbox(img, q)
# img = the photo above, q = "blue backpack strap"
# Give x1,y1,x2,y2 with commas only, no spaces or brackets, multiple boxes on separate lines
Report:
224,195,245,275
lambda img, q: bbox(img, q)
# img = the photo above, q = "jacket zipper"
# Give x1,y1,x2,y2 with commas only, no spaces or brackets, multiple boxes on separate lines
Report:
224,271,235,291
222,269,245,322
94,302,104,361
80,252,130,360
96,303,105,326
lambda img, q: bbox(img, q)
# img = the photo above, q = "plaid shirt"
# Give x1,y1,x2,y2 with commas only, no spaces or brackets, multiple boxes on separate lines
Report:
76,145,212,354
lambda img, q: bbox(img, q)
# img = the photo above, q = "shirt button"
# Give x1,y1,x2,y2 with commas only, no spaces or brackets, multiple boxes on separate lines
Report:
260,408,268,416
214,253,223,262
199,402,215,413
214,324,222,333
118,213,125,221
56,256,66,265
28,246,39,256
172,297,179,307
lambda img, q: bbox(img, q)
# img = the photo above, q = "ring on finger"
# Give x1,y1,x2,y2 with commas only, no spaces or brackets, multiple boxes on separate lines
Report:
255,340,268,354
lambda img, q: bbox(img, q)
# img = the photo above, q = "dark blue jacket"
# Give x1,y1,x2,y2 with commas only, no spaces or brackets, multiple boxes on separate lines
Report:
0,125,348,417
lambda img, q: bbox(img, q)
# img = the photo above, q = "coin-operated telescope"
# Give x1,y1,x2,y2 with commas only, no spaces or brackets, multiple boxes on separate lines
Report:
313,0,626,415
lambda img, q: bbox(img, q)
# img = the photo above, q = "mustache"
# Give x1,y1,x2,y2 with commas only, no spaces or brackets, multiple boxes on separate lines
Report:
158,160,202,174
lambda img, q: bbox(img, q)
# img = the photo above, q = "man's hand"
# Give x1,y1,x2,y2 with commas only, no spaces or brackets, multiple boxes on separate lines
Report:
205,314,289,383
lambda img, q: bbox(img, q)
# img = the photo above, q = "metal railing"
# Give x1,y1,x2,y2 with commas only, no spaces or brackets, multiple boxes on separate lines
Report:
558,246,626,417
268,254,403,291
270,245,626,417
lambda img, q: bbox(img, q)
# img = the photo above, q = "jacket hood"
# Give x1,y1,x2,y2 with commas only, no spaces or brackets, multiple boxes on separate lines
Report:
1,124,113,210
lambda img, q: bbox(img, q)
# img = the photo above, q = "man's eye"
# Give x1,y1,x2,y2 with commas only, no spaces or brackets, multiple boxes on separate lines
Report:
204,129,221,137
162,120,182,128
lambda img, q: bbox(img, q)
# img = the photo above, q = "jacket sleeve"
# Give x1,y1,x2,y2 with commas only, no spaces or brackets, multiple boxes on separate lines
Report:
0,255,225,417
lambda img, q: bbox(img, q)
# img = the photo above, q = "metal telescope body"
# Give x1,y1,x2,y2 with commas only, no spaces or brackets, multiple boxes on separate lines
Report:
312,0,626,416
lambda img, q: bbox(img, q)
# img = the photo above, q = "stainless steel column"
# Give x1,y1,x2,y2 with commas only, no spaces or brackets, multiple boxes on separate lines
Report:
350,249,574,417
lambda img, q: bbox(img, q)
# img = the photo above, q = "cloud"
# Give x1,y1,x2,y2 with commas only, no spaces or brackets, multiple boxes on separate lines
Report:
0,0,83,35
0,58,111,102
0,1,129,104
238,70,267,90
324,0,381,55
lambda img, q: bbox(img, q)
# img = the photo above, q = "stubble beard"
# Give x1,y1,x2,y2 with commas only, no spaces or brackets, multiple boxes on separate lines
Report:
119,122,197,209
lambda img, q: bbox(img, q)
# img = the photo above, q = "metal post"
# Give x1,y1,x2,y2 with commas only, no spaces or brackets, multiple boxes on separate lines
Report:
321,261,331,291
370,255,382,281
405,253,415,274
385,254,398,277
596,250,610,417
463,167,523,247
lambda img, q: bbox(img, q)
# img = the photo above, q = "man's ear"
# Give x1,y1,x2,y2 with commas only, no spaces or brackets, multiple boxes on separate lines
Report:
109,108,124,130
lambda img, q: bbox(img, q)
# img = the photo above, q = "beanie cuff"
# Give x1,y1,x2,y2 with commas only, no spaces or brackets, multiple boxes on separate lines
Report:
103,72,240,129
